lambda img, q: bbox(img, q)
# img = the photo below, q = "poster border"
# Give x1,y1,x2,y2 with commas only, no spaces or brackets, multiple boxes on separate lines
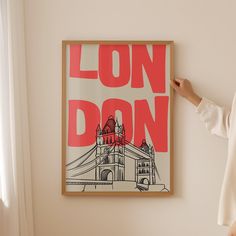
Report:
62,40,174,196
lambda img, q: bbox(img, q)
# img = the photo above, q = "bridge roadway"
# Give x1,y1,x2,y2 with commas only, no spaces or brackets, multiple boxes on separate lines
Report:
66,178,113,185
125,142,152,160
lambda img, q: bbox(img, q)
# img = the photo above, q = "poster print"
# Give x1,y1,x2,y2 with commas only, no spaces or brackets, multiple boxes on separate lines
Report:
62,41,174,195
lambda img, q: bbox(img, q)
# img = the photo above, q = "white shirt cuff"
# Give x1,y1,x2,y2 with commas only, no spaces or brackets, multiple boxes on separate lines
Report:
195,97,213,114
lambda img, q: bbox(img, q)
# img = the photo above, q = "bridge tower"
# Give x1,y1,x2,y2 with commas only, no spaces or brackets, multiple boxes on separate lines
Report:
95,116,125,181
136,139,156,185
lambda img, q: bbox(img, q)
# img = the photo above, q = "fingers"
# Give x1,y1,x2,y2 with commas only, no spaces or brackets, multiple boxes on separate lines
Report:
170,77,188,88
170,79,181,92
175,77,184,82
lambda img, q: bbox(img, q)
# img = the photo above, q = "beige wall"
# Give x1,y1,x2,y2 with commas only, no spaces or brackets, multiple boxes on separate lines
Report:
24,0,236,235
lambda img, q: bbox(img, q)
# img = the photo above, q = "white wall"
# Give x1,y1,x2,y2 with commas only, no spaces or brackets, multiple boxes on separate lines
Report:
24,0,236,235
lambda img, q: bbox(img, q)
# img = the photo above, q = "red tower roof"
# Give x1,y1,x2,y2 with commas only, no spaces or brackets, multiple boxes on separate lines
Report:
140,139,149,153
102,115,116,134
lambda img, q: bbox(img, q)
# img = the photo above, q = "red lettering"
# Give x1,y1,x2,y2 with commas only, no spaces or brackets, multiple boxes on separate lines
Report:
68,100,100,146
68,97,169,152
131,45,166,93
70,45,98,79
134,96,168,152
70,44,166,93
99,45,130,87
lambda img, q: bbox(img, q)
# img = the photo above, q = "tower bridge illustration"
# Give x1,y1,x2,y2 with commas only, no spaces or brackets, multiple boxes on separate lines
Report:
66,116,168,192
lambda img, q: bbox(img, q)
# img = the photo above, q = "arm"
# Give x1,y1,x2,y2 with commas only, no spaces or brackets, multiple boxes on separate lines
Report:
170,78,231,139
229,222,236,236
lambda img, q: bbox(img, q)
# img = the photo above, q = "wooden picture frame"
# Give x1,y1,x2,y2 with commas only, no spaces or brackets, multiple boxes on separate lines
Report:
62,40,174,196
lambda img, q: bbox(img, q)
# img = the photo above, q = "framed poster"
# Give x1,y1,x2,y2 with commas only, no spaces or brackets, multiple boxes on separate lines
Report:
62,40,174,196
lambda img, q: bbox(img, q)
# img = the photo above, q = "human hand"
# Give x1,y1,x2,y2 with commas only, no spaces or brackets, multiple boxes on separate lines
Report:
170,77,202,107
229,220,236,236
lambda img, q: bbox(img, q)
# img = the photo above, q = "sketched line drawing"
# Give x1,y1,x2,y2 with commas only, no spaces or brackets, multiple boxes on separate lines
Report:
66,115,169,192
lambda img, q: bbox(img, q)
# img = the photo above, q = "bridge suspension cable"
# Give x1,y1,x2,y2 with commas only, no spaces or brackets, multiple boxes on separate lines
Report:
71,144,115,177
67,138,161,181
67,146,97,171
66,144,97,167
68,142,116,171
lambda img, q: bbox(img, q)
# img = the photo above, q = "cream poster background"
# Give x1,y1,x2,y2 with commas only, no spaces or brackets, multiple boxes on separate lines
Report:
63,42,172,193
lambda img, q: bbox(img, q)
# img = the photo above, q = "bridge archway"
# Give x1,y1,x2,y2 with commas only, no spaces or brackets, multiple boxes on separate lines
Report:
139,178,149,185
101,169,113,181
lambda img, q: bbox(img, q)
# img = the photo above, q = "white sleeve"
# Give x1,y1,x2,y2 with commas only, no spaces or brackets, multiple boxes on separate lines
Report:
195,97,231,139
